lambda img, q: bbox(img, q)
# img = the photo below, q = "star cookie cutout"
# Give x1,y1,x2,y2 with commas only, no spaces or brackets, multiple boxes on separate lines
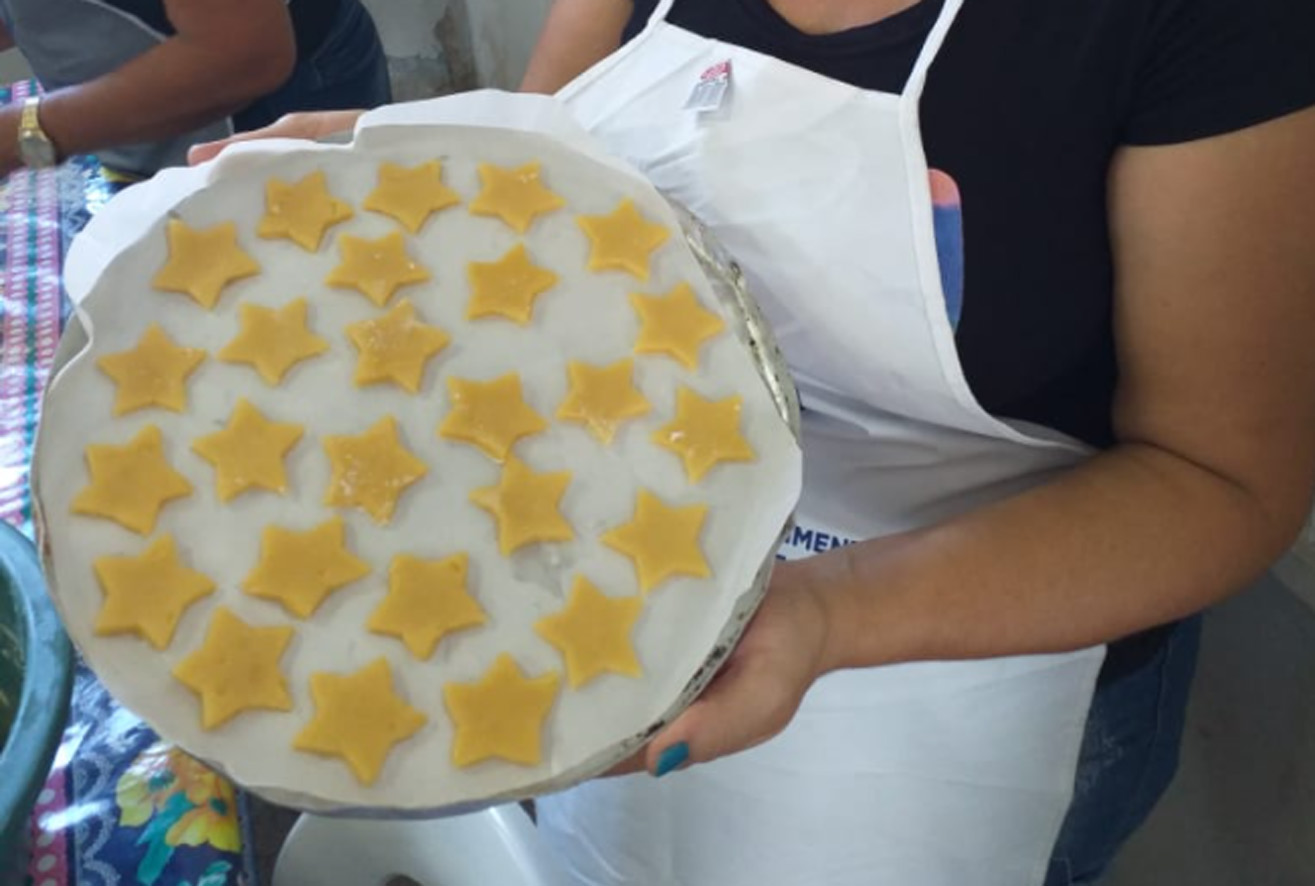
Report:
96,324,206,416
323,416,429,524
257,170,354,252
466,243,559,325
72,425,192,535
602,490,711,593
534,576,643,689
438,374,548,462
367,553,487,660
364,161,462,233
294,658,427,785
470,457,574,555
173,606,294,729
556,358,651,445
442,654,560,767
577,199,670,280
629,283,726,369
242,517,370,618
468,162,566,233
218,297,329,385
92,534,215,649
345,299,450,393
325,231,432,307
191,399,304,502
152,219,260,309
653,387,756,483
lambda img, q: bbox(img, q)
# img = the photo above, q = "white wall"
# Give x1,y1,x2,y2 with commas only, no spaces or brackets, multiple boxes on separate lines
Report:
463,0,552,90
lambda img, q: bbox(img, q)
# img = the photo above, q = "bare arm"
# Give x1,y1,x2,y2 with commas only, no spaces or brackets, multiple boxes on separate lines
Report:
0,21,13,52
808,106,1315,670
521,0,631,93
1,0,295,173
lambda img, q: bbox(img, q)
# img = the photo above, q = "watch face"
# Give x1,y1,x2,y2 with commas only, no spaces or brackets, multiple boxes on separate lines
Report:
19,132,57,168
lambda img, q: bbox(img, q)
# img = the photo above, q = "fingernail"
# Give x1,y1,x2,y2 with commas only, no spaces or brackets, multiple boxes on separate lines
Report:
654,742,689,778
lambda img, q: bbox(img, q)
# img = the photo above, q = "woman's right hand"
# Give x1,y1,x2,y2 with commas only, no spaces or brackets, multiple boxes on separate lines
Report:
187,110,366,165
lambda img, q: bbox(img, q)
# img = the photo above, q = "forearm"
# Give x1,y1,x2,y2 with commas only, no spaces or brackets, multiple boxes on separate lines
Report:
803,441,1308,671
521,0,631,93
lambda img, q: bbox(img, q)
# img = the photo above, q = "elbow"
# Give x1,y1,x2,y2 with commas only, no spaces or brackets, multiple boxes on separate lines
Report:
237,35,297,99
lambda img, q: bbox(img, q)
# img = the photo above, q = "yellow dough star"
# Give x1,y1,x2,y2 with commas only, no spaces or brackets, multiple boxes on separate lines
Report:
152,219,261,309
325,231,432,307
602,489,711,593
96,324,206,416
556,358,651,445
345,299,450,393
653,387,756,483
629,283,726,369
173,606,294,729
323,416,429,525
242,517,370,618
367,553,487,660
466,243,560,325
72,425,192,535
577,199,670,281
294,658,427,785
363,161,462,233
470,457,574,555
257,170,354,252
191,399,304,502
442,654,560,767
218,297,330,385
93,534,215,650
438,373,548,462
468,162,566,233
534,576,643,689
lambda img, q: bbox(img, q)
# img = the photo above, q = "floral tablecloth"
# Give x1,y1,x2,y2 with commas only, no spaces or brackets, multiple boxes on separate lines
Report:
1,79,259,886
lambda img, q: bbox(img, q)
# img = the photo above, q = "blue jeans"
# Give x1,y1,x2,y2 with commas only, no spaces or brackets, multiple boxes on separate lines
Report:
233,0,392,132
1045,617,1203,885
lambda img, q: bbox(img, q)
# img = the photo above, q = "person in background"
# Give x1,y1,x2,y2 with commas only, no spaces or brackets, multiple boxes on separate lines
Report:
0,0,390,181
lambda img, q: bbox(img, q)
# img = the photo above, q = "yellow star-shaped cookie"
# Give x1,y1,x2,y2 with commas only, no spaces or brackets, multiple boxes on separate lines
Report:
96,324,206,416
556,358,652,445
218,297,329,385
438,374,548,462
534,576,644,689
468,162,566,233
242,517,370,618
629,283,726,369
442,654,560,767
323,416,428,525
466,243,559,325
294,658,427,785
470,457,574,555
325,231,432,307
363,161,462,233
152,219,261,309
653,387,756,483
93,534,215,649
191,399,304,502
72,425,192,535
577,199,670,281
345,299,450,393
367,553,487,660
602,489,711,593
257,170,354,252
173,606,294,729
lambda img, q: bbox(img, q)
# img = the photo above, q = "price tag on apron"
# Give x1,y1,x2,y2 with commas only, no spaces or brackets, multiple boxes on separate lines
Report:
685,60,732,112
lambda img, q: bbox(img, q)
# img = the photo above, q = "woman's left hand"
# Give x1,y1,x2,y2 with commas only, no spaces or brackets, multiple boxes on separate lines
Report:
609,560,836,777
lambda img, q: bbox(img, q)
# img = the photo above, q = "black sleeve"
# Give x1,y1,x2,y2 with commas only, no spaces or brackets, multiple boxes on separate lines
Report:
1120,0,1315,146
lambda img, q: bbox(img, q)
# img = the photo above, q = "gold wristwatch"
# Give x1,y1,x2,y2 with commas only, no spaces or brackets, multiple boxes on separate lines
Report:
17,96,57,169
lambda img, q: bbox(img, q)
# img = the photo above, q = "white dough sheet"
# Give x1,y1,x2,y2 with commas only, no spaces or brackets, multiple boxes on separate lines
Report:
33,91,802,816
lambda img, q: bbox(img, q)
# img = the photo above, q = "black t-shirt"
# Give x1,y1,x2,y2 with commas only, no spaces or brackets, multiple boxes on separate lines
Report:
626,0,1315,450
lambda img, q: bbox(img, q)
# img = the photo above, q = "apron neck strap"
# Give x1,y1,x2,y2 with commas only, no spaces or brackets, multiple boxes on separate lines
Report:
904,0,967,98
644,0,680,30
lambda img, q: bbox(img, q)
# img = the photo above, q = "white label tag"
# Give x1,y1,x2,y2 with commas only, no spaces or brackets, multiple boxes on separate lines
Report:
684,60,732,112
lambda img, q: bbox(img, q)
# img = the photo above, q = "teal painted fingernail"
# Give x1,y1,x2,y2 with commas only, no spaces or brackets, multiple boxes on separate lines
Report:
654,742,689,777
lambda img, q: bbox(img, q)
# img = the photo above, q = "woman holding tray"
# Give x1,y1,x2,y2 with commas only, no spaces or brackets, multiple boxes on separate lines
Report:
193,0,1315,883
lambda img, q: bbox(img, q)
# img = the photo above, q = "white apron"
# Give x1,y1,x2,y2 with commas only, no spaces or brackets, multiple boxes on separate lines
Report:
539,1,1107,883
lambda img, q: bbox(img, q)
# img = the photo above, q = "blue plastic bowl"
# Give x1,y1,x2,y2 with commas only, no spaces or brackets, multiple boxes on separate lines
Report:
0,522,73,872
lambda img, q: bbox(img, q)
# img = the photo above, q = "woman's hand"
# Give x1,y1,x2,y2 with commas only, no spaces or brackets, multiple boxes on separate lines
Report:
612,559,837,777
187,110,365,164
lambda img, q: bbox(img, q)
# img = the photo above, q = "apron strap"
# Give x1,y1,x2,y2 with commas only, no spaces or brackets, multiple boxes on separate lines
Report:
903,0,967,99
645,0,679,30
